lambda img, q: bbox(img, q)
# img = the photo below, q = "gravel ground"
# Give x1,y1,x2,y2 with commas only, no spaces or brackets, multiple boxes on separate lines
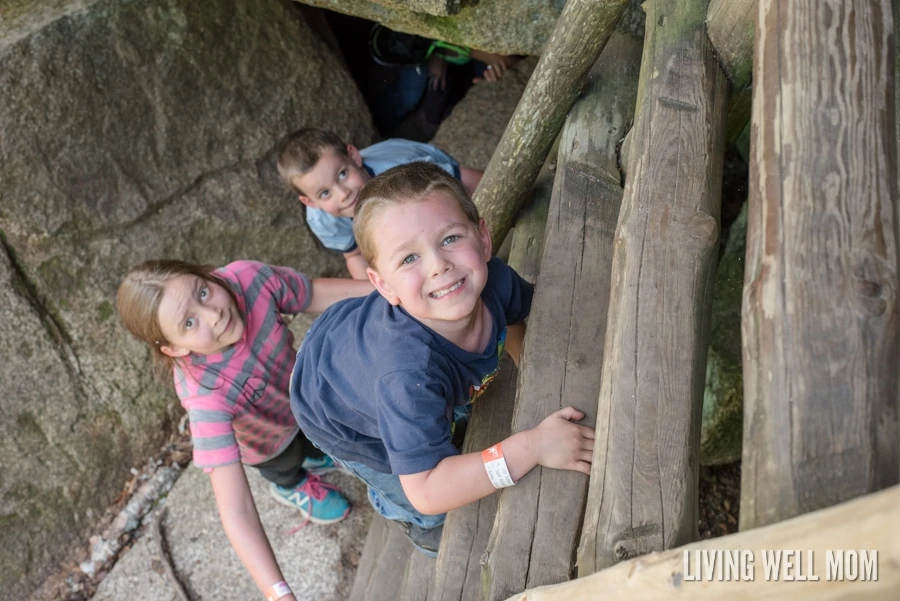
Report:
699,462,742,539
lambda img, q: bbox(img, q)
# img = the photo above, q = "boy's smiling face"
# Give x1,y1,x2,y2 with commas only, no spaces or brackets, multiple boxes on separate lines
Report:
366,190,492,332
293,145,370,218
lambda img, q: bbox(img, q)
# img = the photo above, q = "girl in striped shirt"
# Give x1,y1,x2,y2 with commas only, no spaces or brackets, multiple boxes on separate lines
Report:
116,259,372,601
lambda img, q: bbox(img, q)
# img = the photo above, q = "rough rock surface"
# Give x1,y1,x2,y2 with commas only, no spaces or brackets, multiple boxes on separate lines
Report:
0,0,375,597
295,0,563,56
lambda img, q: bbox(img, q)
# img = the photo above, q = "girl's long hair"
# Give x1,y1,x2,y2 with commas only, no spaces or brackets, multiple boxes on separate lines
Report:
115,259,238,381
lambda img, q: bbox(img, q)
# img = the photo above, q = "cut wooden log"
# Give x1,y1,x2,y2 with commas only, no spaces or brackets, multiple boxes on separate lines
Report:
428,359,518,601
707,0,756,89
349,516,430,601
473,0,632,250
741,0,900,530
503,484,900,600
578,0,728,575
707,0,756,145
429,160,552,601
481,30,643,601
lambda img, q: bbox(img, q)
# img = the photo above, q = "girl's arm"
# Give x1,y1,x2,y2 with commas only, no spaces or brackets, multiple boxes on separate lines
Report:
208,463,298,601
305,277,374,314
342,248,371,281
399,406,594,515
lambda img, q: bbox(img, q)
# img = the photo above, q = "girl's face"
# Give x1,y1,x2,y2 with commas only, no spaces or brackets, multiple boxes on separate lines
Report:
157,274,244,357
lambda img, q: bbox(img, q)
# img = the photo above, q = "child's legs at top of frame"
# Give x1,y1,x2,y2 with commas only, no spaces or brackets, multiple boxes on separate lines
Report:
254,430,322,488
336,457,445,530
368,63,428,134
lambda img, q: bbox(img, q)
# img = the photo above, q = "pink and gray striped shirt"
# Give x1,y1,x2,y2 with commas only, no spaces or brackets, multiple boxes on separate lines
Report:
173,261,310,469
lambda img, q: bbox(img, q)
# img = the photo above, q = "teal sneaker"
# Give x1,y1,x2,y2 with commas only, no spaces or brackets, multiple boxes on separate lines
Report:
301,454,343,474
269,474,351,525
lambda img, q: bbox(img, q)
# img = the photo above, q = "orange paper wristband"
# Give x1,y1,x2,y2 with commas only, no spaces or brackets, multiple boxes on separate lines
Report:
482,443,516,488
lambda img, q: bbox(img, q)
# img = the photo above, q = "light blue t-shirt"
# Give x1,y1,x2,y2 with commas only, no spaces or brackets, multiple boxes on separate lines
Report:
305,139,461,253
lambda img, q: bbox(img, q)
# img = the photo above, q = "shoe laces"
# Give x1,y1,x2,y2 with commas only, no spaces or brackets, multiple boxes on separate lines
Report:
297,472,339,501
285,474,340,536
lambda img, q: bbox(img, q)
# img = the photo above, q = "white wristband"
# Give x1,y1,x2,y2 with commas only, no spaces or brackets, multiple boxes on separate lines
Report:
266,581,292,601
482,443,516,488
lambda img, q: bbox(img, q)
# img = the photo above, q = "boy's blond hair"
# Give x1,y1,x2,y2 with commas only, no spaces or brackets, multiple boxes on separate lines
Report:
276,128,348,194
353,161,480,266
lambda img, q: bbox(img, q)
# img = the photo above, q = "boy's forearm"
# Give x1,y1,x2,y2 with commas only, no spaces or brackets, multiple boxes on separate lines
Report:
307,278,373,313
400,429,537,515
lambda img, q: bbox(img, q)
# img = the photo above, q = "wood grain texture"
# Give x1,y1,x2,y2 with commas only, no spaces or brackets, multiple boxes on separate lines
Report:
707,0,755,145
707,0,757,89
741,0,900,530
429,360,518,601
481,31,643,601
504,485,900,601
473,0,632,250
429,163,551,601
578,0,728,576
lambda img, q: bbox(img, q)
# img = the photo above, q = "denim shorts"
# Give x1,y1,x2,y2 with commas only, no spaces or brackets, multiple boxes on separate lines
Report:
335,457,446,529
322,404,471,529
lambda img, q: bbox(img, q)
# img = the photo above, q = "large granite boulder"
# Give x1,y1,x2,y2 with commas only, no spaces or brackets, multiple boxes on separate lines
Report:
0,0,375,597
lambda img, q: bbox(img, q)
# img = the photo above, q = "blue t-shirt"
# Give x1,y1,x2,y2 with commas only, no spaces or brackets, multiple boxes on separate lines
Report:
305,139,461,253
290,258,533,475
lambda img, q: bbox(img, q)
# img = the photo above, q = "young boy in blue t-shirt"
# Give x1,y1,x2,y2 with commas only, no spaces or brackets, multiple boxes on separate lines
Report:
276,128,483,280
289,161,594,556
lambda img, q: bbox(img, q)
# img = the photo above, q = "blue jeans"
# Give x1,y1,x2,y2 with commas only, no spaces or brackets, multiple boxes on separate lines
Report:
336,457,446,529
334,405,471,528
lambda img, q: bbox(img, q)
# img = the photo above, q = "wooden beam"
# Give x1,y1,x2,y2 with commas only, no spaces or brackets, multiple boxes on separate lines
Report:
706,0,755,146
429,168,551,601
707,0,756,90
350,517,412,601
481,31,643,600
429,358,518,601
502,485,900,600
578,0,728,575
741,0,900,530
473,0,632,250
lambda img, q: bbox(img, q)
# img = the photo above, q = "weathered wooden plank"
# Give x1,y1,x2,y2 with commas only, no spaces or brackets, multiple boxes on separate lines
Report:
428,160,552,601
400,547,435,601
741,0,900,530
481,31,643,601
578,0,728,576
707,0,755,146
429,360,518,601
474,0,632,250
503,485,900,600
348,516,417,601
348,516,390,601
707,0,756,90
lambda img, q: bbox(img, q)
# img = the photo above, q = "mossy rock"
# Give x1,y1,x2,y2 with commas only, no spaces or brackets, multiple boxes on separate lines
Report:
700,202,747,465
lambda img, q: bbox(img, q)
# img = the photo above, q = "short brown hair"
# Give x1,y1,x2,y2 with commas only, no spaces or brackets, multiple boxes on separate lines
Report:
353,161,480,266
276,128,348,194
115,259,236,378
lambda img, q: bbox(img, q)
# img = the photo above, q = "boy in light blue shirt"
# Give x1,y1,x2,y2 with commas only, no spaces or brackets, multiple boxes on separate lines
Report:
277,128,483,279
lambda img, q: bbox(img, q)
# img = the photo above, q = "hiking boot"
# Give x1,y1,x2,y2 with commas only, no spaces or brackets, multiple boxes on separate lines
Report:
269,474,350,525
395,520,443,557
301,454,343,474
